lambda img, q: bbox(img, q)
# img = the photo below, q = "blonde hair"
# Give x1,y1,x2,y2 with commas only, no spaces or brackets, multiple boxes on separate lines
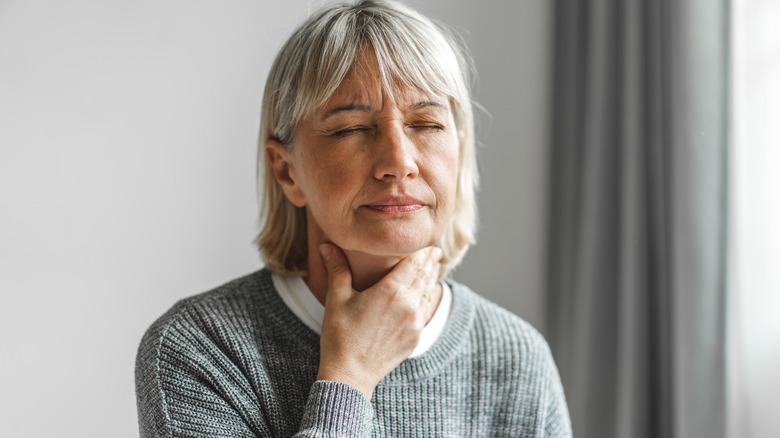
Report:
256,0,478,277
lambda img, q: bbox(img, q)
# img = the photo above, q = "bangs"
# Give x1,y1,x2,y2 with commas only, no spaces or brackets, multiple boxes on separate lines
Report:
258,0,478,277
275,3,469,143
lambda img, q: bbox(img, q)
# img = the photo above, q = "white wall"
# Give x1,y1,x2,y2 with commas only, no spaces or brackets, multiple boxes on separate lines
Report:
728,1,780,436
0,1,551,436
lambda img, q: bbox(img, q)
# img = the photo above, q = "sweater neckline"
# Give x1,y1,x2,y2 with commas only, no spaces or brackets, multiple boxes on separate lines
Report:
270,272,455,359
253,268,476,384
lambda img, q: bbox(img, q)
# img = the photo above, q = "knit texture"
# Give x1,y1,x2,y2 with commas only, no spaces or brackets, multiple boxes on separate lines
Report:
135,269,572,437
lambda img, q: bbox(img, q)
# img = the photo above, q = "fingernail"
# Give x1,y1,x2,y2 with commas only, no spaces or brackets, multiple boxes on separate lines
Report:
319,244,333,261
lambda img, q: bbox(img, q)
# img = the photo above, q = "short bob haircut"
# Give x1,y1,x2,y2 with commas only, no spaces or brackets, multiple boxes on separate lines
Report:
256,0,478,278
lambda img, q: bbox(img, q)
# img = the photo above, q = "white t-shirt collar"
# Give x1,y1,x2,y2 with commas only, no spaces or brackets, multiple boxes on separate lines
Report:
271,272,453,358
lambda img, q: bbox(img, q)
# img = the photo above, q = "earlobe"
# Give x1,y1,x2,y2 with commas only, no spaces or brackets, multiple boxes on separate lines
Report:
265,139,307,207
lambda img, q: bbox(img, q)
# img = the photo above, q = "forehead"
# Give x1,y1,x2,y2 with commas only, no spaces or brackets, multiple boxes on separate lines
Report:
316,49,444,115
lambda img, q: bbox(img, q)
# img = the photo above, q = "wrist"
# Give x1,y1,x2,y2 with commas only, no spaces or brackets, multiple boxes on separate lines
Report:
317,366,377,400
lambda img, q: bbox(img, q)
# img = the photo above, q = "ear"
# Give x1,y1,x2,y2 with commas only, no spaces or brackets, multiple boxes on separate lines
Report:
265,139,307,207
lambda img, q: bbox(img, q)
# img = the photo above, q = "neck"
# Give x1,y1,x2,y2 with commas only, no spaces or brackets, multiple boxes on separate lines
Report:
301,212,443,323
303,232,404,306
302,209,414,305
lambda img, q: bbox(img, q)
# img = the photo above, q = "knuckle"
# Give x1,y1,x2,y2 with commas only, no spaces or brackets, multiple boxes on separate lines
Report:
384,281,407,301
420,268,432,285
399,299,421,322
400,301,417,317
329,262,345,275
410,253,425,271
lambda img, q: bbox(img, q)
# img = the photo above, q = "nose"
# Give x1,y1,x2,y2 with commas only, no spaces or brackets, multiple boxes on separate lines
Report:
372,123,419,181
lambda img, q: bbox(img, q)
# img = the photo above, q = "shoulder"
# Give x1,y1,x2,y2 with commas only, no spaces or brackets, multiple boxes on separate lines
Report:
135,269,266,363
134,269,284,384
134,270,271,436
449,280,550,350
135,269,321,437
446,280,572,436
146,269,269,330
447,279,558,377
135,268,307,359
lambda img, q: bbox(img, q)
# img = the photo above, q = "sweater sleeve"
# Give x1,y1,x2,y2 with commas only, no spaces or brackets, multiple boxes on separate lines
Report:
135,311,267,438
297,381,374,436
135,306,374,438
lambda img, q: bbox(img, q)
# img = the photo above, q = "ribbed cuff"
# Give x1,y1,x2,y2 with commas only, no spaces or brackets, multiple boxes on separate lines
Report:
297,380,374,437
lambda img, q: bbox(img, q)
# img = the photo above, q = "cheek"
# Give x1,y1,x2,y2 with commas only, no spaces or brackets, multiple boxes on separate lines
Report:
297,147,339,191
298,149,365,215
427,141,461,205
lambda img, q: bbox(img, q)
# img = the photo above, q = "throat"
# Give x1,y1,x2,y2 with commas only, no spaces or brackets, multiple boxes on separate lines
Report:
341,250,402,292
301,208,406,303
303,242,403,306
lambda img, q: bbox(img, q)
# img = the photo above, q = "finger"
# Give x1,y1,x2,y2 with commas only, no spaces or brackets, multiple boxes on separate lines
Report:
409,246,442,292
416,249,441,305
423,286,441,324
380,246,434,290
413,249,441,323
425,249,442,289
319,243,353,302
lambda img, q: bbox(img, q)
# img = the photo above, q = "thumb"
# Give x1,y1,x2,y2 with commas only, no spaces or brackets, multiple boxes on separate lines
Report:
319,243,353,301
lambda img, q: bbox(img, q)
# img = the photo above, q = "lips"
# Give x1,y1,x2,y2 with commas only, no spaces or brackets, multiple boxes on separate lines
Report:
364,196,425,214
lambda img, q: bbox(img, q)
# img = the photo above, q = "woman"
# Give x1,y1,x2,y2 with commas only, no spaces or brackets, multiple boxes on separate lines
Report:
135,1,571,436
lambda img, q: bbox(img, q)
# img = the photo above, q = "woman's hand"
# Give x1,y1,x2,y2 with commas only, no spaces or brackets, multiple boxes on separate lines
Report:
316,243,442,400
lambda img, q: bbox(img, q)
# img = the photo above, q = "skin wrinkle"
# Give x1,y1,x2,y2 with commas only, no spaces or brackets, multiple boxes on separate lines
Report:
137,2,572,434
269,49,458,298
263,48,454,400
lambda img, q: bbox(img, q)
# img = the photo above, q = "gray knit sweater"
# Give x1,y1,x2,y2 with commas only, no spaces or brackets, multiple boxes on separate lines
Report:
135,269,572,437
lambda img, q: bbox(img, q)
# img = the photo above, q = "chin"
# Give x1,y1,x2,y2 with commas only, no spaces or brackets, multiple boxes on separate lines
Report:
340,232,438,259
314,213,444,258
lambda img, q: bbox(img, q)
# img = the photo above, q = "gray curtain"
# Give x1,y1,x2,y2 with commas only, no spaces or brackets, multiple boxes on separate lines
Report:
547,1,729,437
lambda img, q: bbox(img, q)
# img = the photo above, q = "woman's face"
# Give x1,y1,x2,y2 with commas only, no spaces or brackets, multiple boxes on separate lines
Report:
269,50,460,258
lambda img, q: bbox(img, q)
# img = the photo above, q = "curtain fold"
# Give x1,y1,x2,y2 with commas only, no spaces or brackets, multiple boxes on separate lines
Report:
547,1,729,437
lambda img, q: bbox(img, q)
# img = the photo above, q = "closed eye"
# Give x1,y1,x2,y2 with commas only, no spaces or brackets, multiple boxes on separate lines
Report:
410,123,444,131
331,123,444,137
332,126,372,137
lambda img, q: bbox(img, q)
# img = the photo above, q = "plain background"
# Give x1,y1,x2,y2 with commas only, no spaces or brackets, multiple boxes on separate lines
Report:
0,0,552,436
729,0,780,435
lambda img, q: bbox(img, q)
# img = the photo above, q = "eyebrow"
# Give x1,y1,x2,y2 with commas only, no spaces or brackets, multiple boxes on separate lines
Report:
320,101,446,121
408,101,446,111
321,105,372,121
